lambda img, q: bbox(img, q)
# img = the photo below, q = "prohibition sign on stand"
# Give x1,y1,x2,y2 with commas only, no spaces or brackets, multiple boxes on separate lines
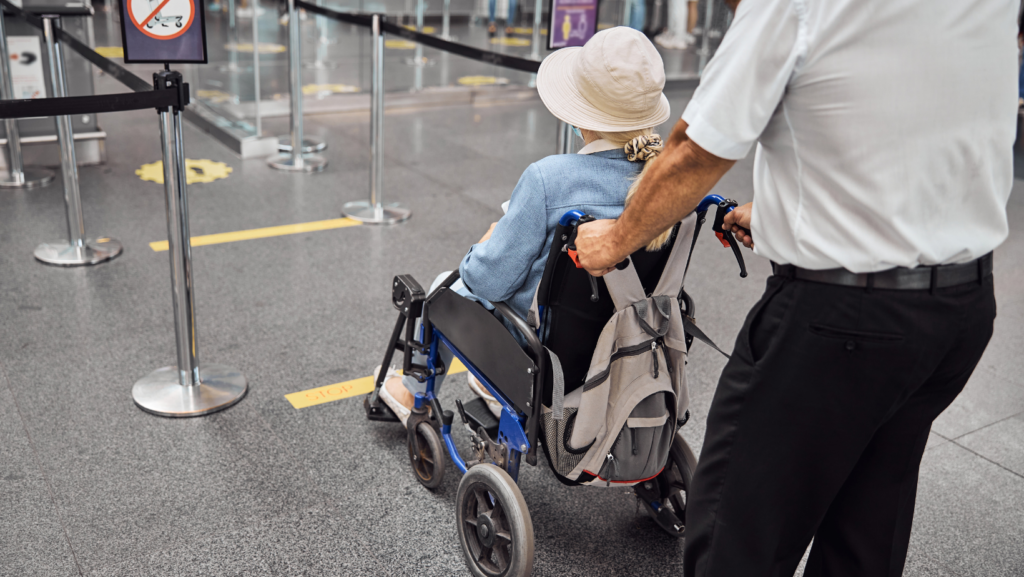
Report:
129,0,196,40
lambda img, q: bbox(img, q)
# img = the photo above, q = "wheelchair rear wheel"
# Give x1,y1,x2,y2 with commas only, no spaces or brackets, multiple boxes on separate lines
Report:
407,421,446,490
658,432,697,537
456,464,534,577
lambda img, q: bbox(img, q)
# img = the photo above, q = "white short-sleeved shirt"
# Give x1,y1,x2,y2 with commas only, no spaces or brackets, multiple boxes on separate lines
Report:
681,0,1017,272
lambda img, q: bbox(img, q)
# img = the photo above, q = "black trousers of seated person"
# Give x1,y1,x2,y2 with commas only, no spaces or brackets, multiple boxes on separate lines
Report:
682,273,996,577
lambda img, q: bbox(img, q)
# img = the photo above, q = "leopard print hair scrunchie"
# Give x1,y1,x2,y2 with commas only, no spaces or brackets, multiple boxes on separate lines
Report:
624,134,664,162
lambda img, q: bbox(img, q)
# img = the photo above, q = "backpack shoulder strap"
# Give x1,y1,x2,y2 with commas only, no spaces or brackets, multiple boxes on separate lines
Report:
652,212,698,297
602,264,647,311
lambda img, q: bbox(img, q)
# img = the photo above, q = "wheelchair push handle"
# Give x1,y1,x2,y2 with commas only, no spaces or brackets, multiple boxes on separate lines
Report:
696,195,749,278
564,214,629,302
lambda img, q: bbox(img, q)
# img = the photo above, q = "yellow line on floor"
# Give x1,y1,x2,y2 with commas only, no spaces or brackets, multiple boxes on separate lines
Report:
149,217,362,252
286,359,468,409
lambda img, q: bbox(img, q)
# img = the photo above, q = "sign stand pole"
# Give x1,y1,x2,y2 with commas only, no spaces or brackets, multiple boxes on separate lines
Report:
34,15,122,266
341,14,410,225
133,70,248,418
269,0,327,167
0,8,54,189
272,0,323,154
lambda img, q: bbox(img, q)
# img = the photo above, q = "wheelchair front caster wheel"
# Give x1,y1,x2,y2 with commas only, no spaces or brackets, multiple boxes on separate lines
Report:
407,421,445,490
457,464,534,577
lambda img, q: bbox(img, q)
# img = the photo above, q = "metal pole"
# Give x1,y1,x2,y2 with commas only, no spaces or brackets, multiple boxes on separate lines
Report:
33,16,120,266
133,72,247,417
697,0,714,74
341,14,411,225
272,0,323,155
556,120,574,154
268,0,327,169
251,0,262,137
441,0,452,39
527,0,542,87
410,0,425,92
0,8,54,188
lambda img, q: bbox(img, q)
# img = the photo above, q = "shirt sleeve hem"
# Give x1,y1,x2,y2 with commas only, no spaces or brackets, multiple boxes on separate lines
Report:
681,107,755,161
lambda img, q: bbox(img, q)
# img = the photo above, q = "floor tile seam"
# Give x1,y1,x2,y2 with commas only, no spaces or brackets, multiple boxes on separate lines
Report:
947,438,1024,482
0,356,86,577
948,410,1024,443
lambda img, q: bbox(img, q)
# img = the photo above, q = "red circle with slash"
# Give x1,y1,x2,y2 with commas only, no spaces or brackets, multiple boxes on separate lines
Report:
129,0,195,41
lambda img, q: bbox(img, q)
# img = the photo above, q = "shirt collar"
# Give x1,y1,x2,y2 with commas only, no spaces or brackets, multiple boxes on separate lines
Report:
577,139,621,155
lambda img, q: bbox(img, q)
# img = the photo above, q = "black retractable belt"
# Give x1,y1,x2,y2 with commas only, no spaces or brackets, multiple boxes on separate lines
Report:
291,0,542,73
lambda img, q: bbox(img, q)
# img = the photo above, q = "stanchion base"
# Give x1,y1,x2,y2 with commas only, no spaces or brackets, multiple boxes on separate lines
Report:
342,201,412,225
0,168,56,189
277,136,327,153
34,237,122,266
267,153,328,172
132,363,248,418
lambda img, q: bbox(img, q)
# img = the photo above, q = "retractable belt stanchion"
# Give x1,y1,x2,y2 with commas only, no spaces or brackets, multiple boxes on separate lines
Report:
133,71,248,418
341,14,411,225
33,15,122,266
273,0,326,156
0,8,54,188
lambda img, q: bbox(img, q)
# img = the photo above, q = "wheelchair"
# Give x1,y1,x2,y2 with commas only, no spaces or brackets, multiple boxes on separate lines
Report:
364,194,747,577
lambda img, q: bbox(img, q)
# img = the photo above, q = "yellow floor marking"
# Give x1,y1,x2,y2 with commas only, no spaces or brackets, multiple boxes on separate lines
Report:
137,159,233,185
285,358,468,409
597,22,614,30
302,83,360,95
149,217,362,252
510,27,547,35
385,39,417,49
196,89,236,104
490,37,530,46
95,46,124,58
457,75,509,86
224,42,287,53
402,24,436,34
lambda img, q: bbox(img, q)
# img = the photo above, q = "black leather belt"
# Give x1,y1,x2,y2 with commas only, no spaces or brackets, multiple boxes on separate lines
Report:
772,253,992,291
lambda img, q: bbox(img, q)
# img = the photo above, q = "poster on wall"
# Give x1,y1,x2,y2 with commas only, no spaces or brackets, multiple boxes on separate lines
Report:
119,0,208,63
547,0,599,50
7,36,47,99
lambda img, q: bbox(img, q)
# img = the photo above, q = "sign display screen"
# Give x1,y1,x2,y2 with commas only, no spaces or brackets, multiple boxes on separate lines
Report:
547,0,599,50
119,0,208,63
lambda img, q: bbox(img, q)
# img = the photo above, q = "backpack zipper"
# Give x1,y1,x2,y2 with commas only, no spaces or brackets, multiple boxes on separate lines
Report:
583,338,659,391
651,342,659,379
658,337,673,375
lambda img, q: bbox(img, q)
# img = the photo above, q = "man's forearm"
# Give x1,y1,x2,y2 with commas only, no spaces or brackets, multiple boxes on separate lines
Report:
611,121,736,255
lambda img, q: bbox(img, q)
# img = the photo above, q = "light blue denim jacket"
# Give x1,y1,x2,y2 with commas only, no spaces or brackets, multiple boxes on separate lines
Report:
459,148,642,320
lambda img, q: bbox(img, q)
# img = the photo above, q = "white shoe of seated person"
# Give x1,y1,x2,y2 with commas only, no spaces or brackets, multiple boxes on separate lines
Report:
467,373,504,419
373,365,414,428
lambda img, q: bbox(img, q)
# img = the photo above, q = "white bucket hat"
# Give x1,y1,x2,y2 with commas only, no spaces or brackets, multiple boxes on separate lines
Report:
537,27,671,132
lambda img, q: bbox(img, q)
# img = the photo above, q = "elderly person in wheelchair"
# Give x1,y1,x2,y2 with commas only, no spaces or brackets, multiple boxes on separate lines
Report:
364,26,747,577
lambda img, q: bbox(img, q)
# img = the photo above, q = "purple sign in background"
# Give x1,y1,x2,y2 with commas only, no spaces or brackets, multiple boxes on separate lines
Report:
548,0,598,49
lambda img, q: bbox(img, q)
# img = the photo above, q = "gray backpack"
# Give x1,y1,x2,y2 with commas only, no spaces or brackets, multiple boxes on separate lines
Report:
533,213,696,486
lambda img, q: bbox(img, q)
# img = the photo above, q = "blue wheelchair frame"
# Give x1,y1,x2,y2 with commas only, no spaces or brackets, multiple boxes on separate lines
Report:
410,194,740,486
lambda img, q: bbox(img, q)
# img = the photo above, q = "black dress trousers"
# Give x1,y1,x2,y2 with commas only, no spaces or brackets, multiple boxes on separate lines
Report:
682,273,996,577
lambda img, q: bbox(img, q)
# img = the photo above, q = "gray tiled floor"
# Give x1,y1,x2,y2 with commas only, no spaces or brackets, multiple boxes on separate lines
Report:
1,75,1023,576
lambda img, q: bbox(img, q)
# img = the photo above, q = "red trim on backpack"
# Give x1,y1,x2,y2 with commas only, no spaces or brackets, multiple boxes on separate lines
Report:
583,466,666,484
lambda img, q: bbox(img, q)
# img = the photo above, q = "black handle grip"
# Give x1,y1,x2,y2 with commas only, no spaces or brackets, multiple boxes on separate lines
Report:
711,200,749,278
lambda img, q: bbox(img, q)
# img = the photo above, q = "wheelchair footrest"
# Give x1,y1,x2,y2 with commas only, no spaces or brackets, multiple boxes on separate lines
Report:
462,397,499,439
364,394,400,422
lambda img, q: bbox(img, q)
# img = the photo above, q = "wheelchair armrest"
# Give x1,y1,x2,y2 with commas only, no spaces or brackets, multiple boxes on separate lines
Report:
490,302,544,366
492,302,545,467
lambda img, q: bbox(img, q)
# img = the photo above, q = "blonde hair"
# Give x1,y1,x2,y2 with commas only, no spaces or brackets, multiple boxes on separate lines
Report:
593,128,673,251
